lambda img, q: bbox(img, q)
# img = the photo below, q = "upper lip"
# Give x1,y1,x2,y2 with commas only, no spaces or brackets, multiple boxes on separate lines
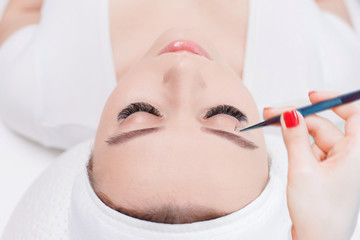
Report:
158,40,211,60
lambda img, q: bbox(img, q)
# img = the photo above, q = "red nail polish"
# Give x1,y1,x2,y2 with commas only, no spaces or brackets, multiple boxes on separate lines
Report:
308,91,316,96
284,110,299,128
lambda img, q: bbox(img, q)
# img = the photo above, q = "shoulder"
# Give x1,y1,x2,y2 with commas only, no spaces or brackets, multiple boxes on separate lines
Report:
314,0,353,27
0,0,42,46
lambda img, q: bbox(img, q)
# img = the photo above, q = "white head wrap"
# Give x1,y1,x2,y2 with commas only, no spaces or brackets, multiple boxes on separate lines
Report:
68,134,292,240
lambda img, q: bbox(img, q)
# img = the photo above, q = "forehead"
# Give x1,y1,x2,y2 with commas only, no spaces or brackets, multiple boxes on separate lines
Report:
91,126,268,211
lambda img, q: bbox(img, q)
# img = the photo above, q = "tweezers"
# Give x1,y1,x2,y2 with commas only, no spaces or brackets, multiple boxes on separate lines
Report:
235,89,360,132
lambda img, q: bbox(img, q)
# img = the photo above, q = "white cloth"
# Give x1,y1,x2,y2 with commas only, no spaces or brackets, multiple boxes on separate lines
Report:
0,0,116,149
1,139,93,240
1,135,293,240
0,0,360,149
344,0,360,35
243,0,360,136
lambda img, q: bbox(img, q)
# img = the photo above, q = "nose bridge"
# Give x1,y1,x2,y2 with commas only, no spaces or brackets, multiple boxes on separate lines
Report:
163,59,206,107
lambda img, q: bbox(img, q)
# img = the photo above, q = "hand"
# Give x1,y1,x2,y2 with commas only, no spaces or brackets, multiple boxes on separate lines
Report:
263,91,360,240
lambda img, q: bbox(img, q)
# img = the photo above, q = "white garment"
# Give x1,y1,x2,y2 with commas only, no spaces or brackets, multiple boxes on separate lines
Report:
243,0,360,136
1,135,293,240
0,0,116,149
0,0,359,149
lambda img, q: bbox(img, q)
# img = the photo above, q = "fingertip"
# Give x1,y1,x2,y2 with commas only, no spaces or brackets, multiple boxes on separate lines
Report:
263,107,273,120
283,110,300,128
280,110,307,137
308,90,318,104
308,91,317,97
263,107,273,111
280,111,313,166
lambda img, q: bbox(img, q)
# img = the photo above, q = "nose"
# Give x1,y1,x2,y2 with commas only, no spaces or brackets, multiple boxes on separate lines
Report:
162,59,206,107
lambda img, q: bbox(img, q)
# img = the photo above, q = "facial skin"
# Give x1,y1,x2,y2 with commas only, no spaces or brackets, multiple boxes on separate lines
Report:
91,29,269,222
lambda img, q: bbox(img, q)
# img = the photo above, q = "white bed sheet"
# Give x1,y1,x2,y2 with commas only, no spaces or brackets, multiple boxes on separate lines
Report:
0,117,62,235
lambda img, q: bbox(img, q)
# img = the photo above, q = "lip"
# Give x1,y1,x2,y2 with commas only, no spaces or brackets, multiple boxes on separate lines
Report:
158,40,211,60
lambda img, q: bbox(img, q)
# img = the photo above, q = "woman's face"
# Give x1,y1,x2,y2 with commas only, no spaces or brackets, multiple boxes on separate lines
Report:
92,29,269,222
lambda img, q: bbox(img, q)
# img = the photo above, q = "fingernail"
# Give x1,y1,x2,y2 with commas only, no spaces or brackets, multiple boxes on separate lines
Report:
308,91,317,96
264,107,273,111
283,110,299,128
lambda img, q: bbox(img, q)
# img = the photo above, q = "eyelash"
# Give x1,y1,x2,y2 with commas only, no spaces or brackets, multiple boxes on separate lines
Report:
118,102,162,121
204,105,248,122
117,102,247,122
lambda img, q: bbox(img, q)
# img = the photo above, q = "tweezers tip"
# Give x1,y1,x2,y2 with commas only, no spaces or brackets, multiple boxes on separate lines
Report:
234,126,242,132
234,126,246,132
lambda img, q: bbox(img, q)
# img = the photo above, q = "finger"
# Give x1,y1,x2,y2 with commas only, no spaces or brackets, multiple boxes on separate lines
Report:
263,106,296,126
311,143,327,162
263,106,295,119
280,110,315,170
308,91,360,122
305,114,344,153
345,113,360,135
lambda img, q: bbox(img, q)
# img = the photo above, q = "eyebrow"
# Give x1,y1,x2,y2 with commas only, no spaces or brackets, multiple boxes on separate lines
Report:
106,127,258,150
106,127,162,144
201,127,258,149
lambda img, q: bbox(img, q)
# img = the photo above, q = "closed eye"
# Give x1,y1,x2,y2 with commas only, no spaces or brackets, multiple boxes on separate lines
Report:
117,102,162,121
203,105,248,122
117,103,248,123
